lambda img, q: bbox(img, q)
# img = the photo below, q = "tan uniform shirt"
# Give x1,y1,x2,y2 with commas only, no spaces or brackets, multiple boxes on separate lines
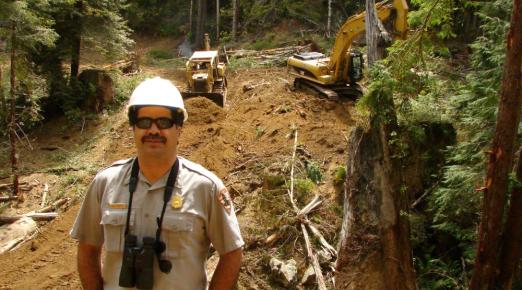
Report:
71,157,244,290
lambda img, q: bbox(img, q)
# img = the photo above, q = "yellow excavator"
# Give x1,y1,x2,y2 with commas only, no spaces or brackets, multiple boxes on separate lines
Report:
182,34,227,107
287,0,408,98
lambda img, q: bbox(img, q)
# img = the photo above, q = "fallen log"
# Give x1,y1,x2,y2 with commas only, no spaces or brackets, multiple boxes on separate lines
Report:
0,216,37,254
0,196,18,202
0,212,58,225
227,44,312,59
38,198,68,213
0,181,27,191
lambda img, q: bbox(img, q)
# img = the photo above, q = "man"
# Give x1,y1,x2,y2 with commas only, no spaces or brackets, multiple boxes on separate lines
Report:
71,77,244,290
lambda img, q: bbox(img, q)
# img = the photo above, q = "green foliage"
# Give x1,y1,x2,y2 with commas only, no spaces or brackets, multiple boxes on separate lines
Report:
147,49,173,60
294,178,315,194
356,63,397,123
255,125,265,138
111,72,149,108
416,256,467,289
354,0,514,287
80,0,134,59
332,166,346,186
304,160,323,184
429,0,512,255
125,0,190,36
0,0,58,133
408,0,457,40
294,178,315,202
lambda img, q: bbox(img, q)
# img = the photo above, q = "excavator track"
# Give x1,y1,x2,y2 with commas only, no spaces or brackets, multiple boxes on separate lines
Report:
294,78,362,99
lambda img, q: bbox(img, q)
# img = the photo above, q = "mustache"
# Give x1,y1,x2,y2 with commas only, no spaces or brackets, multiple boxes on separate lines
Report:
141,135,167,143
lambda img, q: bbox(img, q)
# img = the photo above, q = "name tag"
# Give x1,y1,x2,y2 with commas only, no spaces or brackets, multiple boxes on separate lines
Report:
108,203,128,209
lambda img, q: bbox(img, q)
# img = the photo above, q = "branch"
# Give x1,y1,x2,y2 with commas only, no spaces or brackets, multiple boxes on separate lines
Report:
288,130,299,212
301,223,328,290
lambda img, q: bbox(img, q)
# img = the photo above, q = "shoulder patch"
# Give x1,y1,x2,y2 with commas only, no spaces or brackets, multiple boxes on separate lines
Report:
217,187,232,215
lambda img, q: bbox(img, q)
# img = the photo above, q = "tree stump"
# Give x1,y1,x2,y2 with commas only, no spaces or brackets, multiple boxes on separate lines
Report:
78,69,114,113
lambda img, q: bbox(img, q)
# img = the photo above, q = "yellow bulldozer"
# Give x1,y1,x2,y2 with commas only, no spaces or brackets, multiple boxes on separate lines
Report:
182,34,227,107
287,0,408,98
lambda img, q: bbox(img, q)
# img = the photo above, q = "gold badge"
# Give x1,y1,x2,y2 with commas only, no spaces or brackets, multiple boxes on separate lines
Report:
171,195,183,209
217,188,232,215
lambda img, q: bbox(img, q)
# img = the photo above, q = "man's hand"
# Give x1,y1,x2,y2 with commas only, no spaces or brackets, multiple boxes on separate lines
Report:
209,248,243,290
77,241,103,290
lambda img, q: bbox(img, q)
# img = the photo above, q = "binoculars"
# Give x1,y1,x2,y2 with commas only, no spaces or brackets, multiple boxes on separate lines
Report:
119,235,172,289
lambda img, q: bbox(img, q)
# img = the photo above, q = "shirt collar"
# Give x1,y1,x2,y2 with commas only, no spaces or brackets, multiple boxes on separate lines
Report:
123,157,183,191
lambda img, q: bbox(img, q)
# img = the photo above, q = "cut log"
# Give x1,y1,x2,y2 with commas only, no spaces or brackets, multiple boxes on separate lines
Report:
0,216,37,254
0,212,58,225
0,196,18,202
0,181,27,190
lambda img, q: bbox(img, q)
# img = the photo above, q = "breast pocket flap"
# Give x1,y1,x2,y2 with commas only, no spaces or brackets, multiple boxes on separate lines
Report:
101,210,127,226
163,215,193,232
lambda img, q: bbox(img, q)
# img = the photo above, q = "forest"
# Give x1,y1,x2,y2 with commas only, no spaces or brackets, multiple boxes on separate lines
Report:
0,0,521,289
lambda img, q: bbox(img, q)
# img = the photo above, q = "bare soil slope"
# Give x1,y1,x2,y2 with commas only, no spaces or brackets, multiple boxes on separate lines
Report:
0,64,355,289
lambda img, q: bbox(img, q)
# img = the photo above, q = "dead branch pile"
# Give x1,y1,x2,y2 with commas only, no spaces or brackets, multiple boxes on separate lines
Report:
285,129,336,290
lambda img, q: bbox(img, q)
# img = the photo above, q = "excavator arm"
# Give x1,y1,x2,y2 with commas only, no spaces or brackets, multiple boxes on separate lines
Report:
287,0,408,98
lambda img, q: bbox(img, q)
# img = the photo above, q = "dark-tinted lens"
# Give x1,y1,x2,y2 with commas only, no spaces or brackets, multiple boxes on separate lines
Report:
155,118,175,129
135,117,153,129
135,117,175,129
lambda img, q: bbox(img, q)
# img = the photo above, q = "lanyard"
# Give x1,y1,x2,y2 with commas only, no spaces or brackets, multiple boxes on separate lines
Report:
124,157,180,238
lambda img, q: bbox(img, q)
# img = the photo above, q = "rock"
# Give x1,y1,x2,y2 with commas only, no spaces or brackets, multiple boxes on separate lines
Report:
300,265,316,285
269,258,298,287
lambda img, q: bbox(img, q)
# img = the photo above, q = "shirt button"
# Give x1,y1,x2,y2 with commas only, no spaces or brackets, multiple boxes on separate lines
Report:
144,213,150,218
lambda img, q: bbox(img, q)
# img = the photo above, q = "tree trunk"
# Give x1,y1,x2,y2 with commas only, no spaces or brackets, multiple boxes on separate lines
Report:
470,0,522,289
336,117,417,290
216,0,220,40
335,1,417,288
365,0,391,66
497,148,522,289
327,0,332,38
189,0,193,37
70,0,83,81
195,0,207,49
9,21,19,200
232,0,238,41
0,66,5,121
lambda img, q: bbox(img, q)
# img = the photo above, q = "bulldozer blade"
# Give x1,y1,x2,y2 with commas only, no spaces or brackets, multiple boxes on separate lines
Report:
181,92,225,107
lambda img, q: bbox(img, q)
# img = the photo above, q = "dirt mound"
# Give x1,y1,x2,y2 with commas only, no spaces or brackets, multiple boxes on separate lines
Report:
185,97,226,125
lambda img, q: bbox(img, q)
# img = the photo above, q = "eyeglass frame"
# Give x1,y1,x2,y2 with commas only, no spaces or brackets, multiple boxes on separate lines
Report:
134,117,179,130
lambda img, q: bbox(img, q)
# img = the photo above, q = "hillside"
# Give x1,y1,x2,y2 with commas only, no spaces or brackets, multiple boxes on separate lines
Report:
0,44,355,289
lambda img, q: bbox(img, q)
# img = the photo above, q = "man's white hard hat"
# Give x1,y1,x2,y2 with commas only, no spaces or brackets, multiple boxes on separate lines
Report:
127,77,188,121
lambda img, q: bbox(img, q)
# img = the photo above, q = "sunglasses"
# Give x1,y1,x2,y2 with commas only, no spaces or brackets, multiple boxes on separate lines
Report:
135,117,177,129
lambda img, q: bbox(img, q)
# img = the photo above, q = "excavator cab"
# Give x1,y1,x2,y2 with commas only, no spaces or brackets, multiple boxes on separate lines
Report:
287,0,408,98
349,51,364,84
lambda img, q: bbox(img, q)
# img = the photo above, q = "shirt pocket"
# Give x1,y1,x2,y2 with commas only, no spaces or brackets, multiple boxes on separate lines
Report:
101,209,131,252
162,214,194,259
